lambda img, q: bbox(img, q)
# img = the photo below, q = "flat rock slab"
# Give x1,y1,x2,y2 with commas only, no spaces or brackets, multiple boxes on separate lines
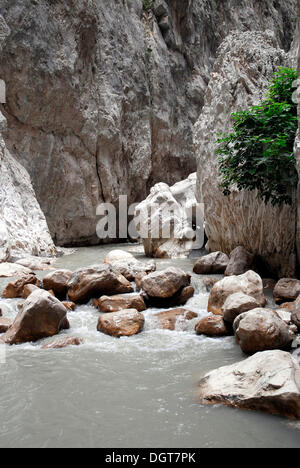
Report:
198,350,300,420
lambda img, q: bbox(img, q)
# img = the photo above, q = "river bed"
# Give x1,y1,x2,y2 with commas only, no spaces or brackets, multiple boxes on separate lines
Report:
0,244,299,448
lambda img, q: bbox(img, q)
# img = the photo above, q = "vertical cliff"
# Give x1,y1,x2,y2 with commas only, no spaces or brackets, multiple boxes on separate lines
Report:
0,0,297,246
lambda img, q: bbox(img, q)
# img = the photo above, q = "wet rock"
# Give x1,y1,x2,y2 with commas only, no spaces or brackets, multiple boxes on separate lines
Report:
195,316,228,337
97,309,145,338
97,294,146,313
68,264,134,303
41,336,83,350
233,309,294,354
274,279,300,304
104,250,135,264
3,274,41,299
222,293,261,324
111,259,156,282
225,247,255,277
198,350,300,420
141,268,191,299
193,252,229,275
0,290,68,345
208,271,266,316
0,317,12,333
22,284,40,299
135,174,202,258
62,301,76,311
155,308,197,331
0,263,33,278
43,269,73,298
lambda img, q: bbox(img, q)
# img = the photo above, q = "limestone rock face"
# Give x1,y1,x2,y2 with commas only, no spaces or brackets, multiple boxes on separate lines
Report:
198,350,300,420
208,271,266,316
194,31,297,278
233,309,294,354
135,174,202,258
0,1,296,246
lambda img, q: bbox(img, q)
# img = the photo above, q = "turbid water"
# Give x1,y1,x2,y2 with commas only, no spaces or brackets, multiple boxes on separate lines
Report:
0,244,300,448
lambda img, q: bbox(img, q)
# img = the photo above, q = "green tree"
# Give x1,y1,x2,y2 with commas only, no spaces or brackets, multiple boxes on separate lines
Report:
217,67,299,206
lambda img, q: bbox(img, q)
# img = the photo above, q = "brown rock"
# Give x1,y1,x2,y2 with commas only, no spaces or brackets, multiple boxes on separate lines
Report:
0,318,13,333
3,274,41,299
202,277,219,292
208,271,266,316
43,269,73,298
97,294,146,313
225,246,255,277
222,293,261,324
68,264,134,303
155,308,197,330
193,252,229,275
22,284,40,299
97,309,145,338
141,268,191,299
62,301,76,311
195,316,228,337
274,279,300,304
41,336,83,349
1,290,68,345
233,308,294,354
111,260,156,282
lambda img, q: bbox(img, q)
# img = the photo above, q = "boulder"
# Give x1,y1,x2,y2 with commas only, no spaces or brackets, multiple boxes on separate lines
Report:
22,284,40,299
201,277,219,292
233,308,294,354
97,309,145,338
135,174,203,259
15,256,55,271
0,317,12,333
274,279,300,304
222,292,261,324
2,274,41,299
224,247,255,277
62,301,76,311
43,269,73,298
0,290,68,345
104,250,135,264
97,294,147,313
155,308,197,331
193,252,229,275
141,268,191,299
198,350,300,419
195,316,228,337
67,264,134,303
111,259,156,282
208,271,266,316
41,336,83,349
0,263,33,278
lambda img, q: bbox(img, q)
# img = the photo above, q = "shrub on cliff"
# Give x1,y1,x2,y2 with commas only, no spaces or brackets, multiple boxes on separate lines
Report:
217,67,298,206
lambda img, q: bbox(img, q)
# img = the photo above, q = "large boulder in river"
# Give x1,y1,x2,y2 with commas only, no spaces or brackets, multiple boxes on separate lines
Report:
67,264,134,303
135,174,203,258
222,292,261,324
2,274,41,299
43,269,73,298
96,293,146,313
198,350,300,420
193,252,229,275
97,309,145,338
195,315,228,337
111,259,156,282
224,247,255,277
104,250,135,264
233,309,294,354
274,279,300,304
0,290,68,345
208,271,266,316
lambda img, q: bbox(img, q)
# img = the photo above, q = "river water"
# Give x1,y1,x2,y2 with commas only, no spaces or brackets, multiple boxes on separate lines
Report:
0,244,299,448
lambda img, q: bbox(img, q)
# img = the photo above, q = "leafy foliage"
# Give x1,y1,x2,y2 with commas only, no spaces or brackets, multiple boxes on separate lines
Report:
143,0,154,12
217,67,299,206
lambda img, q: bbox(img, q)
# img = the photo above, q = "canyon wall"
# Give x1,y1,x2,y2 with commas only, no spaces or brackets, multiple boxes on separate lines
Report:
0,14,56,261
0,0,297,246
